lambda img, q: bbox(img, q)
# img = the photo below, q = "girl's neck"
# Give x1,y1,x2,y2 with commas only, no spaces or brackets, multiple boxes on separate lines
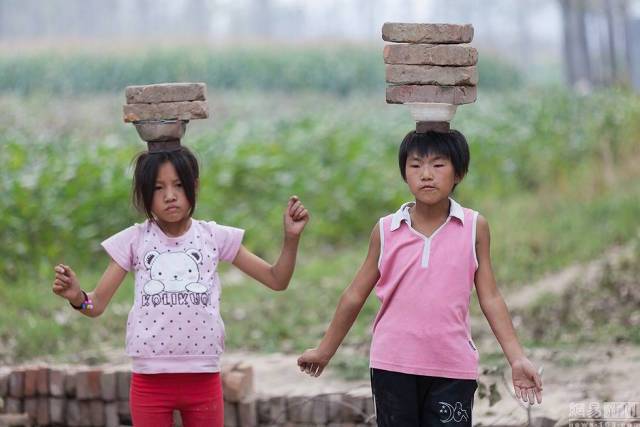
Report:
154,217,192,238
410,198,450,224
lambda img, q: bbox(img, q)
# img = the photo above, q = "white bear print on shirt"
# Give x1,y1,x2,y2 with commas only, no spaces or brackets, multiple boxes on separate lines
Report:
143,249,207,295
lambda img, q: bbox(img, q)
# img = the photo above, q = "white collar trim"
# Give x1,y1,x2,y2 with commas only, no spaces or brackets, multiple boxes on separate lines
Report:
390,198,464,231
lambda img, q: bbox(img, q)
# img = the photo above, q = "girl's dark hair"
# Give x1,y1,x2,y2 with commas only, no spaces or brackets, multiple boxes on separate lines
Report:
398,130,470,189
132,146,199,220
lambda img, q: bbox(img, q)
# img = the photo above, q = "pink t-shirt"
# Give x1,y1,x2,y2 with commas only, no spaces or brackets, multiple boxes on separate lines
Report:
101,218,244,374
370,199,480,380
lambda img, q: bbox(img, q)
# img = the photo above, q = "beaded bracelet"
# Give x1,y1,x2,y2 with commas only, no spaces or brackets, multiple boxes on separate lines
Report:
69,290,94,310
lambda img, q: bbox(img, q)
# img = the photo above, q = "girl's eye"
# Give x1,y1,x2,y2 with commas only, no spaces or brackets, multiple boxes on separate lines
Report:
434,164,445,167
154,186,162,191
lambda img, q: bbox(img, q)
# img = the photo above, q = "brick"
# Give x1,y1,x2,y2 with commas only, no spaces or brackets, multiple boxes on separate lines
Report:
117,400,131,425
0,369,9,397
386,85,477,105
104,402,119,427
0,414,31,426
101,370,117,401
386,64,477,86
37,397,50,426
221,365,253,403
383,44,478,66
257,396,287,424
116,371,131,400
65,369,78,397
76,369,102,400
237,397,256,427
122,101,209,122
287,395,314,423
37,367,49,396
8,369,25,398
341,392,365,423
90,400,105,426
126,82,207,104
327,394,343,423
3,398,22,414
49,368,66,397
23,397,37,419
23,367,38,397
223,400,237,427
49,398,66,424
67,400,92,427
382,23,474,44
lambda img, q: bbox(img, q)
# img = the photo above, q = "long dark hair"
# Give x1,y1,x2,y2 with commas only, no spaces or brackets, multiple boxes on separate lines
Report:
132,146,199,220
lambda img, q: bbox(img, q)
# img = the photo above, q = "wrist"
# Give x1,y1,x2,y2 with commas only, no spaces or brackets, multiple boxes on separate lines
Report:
69,290,94,310
284,232,301,243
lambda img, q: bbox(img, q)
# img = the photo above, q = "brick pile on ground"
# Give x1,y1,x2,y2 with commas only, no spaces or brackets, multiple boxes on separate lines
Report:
383,23,478,106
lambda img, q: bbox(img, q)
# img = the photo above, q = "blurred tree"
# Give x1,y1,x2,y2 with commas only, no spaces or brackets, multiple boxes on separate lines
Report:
559,0,633,89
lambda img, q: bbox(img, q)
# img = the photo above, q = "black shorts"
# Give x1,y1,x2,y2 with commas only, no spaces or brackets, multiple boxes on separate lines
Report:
370,368,477,427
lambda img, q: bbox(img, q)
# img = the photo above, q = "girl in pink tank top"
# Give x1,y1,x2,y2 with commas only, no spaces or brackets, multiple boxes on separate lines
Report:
299,129,543,426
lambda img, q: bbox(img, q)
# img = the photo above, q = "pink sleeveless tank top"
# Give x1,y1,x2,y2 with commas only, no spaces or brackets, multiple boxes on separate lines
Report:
370,199,479,380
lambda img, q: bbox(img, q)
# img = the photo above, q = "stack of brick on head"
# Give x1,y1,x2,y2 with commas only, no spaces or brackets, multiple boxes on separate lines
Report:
122,82,209,151
383,23,477,133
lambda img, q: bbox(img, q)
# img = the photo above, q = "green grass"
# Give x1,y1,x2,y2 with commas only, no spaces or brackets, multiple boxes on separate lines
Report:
1,86,640,368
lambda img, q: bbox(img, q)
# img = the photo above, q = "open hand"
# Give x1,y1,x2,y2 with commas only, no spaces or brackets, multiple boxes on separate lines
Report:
511,357,543,404
284,195,309,237
52,264,82,304
297,348,330,377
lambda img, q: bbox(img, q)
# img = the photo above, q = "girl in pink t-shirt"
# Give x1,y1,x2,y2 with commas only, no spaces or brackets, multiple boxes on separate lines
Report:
298,130,542,426
51,145,309,427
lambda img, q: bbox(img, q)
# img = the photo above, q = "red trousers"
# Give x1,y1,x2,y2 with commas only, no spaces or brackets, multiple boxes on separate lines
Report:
130,372,223,427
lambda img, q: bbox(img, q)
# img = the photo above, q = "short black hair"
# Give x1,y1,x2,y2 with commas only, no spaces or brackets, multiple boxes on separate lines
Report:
398,130,470,189
132,146,199,221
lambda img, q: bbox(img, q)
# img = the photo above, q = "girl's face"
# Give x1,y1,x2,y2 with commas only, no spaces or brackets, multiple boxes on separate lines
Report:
405,152,460,204
151,161,192,224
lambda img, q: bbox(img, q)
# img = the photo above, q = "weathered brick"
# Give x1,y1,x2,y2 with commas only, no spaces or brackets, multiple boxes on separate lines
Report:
117,400,131,425
49,368,66,397
386,64,477,86
23,397,37,419
49,397,66,424
223,400,237,427
3,397,22,414
116,371,131,401
386,85,477,105
101,370,117,401
0,368,9,397
37,396,50,426
237,397,257,427
126,82,207,104
341,391,365,423
0,414,31,426
8,369,25,398
23,367,38,397
383,44,478,66
90,400,105,426
65,369,78,397
122,101,209,122
37,367,49,396
257,396,287,424
76,369,102,400
104,402,119,427
382,23,474,44
287,395,314,423
67,400,93,427
327,394,344,423
222,364,254,403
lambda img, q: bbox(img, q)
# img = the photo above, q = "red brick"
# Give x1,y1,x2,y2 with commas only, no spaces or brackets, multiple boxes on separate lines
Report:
90,400,105,426
383,44,478,66
23,367,38,397
116,371,130,400
49,397,66,424
386,64,477,86
37,397,50,426
37,367,49,396
101,370,117,401
49,368,66,397
122,101,209,122
8,369,25,398
76,369,102,400
126,82,207,104
382,23,474,44
386,85,477,105
23,397,38,419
